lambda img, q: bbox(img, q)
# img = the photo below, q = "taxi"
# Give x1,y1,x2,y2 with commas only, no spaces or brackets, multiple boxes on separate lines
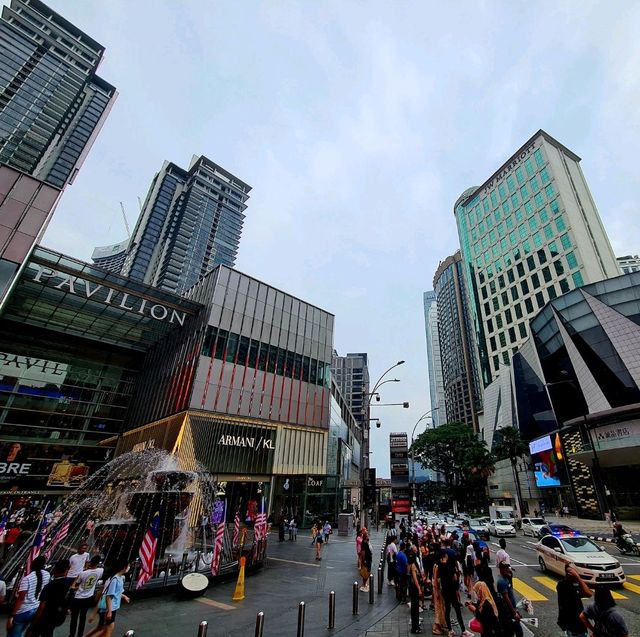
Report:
535,534,626,585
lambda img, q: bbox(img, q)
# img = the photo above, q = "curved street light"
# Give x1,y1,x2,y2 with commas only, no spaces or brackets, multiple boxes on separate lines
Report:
409,407,439,523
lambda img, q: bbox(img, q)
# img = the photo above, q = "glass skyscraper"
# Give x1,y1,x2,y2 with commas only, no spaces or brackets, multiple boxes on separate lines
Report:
422,291,446,427
0,0,117,189
454,130,619,384
122,155,251,294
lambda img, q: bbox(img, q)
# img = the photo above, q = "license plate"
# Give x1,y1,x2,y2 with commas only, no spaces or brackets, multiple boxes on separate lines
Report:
598,574,616,580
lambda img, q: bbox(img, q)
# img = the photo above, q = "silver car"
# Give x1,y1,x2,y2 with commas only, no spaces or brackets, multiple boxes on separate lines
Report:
521,517,546,538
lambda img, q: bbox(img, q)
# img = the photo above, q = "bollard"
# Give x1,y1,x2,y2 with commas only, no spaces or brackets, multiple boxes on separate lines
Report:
369,573,374,604
377,566,383,595
163,558,171,586
197,620,208,637
179,551,189,577
255,611,265,637
297,601,305,637
352,581,359,615
328,591,335,629
124,632,135,637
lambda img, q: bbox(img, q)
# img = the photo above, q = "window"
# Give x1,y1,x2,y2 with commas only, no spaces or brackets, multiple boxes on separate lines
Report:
479,222,485,234
507,176,515,193
511,286,519,301
493,355,500,371
548,284,557,299
501,291,508,305
537,249,547,264
509,231,517,246
560,233,571,250
559,278,570,294
525,298,534,313
496,258,503,272
511,194,519,207
487,319,494,333
502,352,510,364
508,327,516,343
525,158,534,176
520,184,528,199
542,266,552,282
515,167,524,184
505,308,513,323
498,274,505,288
490,280,497,294
534,192,544,208
507,270,515,284
496,315,504,329
531,273,540,289
540,168,550,183
544,224,553,240
523,240,531,254
493,298,500,311
495,209,502,223
536,291,545,308
481,286,488,299
468,211,475,226
484,302,491,315
472,228,478,241
518,323,527,338
519,225,527,239
528,217,538,231
483,198,490,213
555,216,566,232
521,280,530,294
554,260,565,276
517,263,525,277
498,183,506,200
490,191,498,207
487,216,494,229
550,199,560,214
513,247,521,261
492,246,499,258
490,336,496,350
572,271,584,287
539,208,549,223
506,217,514,230
545,184,555,198
534,148,544,167
502,202,510,216
527,255,536,271
533,232,542,248
566,251,578,269
501,238,508,251
530,176,539,193
549,241,559,256
515,304,523,319
516,208,524,222
490,229,497,243
504,252,512,267
499,332,507,347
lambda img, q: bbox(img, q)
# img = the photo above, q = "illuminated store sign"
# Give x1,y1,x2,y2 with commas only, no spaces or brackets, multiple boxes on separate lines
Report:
30,264,187,326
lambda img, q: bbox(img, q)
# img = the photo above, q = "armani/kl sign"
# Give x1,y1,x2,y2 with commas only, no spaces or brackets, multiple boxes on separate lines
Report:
30,264,187,326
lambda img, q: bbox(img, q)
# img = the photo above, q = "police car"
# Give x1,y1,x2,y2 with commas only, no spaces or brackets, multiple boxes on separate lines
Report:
535,534,626,585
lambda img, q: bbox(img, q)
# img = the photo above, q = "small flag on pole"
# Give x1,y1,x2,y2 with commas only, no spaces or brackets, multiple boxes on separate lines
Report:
233,509,240,547
44,520,70,561
211,500,226,576
25,504,50,574
137,511,160,589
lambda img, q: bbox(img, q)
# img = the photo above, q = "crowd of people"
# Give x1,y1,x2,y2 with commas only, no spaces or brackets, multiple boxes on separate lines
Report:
6,541,130,637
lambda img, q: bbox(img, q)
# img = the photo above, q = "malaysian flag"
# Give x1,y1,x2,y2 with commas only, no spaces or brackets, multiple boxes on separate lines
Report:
254,497,267,542
136,511,160,589
0,510,8,535
233,509,240,547
211,499,226,576
44,520,70,561
25,505,50,574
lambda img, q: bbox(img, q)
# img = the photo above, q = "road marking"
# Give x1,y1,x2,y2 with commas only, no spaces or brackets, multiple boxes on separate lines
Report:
195,597,237,611
623,581,640,595
512,578,548,601
610,590,628,600
629,575,640,581
268,557,320,568
533,576,558,592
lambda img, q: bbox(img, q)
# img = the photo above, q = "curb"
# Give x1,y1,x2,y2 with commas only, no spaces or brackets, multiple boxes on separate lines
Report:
587,535,640,547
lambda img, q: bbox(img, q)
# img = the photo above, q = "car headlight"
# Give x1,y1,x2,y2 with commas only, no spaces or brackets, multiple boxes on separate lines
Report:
573,562,590,568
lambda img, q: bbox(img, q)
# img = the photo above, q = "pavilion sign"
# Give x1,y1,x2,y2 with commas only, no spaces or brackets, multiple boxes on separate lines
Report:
29,264,187,326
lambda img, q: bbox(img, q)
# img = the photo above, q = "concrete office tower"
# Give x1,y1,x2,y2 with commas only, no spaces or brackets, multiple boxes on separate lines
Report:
617,254,640,274
91,239,129,274
433,252,483,432
423,291,447,427
122,156,251,294
454,130,619,384
0,0,117,188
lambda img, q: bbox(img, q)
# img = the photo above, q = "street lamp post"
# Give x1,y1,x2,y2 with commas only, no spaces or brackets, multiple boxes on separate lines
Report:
409,408,438,525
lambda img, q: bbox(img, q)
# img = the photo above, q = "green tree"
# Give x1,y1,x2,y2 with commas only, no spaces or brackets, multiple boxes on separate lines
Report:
411,422,495,508
493,426,529,516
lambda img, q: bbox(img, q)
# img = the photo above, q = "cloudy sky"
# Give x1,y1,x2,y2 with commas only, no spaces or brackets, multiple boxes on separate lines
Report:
34,0,640,476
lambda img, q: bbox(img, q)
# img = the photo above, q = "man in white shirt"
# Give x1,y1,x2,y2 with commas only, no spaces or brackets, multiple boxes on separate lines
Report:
495,538,510,567
67,542,90,579
69,554,103,637
386,536,398,586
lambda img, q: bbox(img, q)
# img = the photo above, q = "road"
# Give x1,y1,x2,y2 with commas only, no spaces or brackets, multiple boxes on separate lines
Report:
482,532,640,637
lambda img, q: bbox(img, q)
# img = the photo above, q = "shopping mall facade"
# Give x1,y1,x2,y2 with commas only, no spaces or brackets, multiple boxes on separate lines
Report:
0,245,344,525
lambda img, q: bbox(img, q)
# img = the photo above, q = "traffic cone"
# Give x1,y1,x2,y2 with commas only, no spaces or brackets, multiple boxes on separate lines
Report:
233,556,246,601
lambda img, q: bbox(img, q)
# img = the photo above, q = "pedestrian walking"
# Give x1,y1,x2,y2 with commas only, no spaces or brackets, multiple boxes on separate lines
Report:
496,561,523,637
355,527,363,566
395,541,409,603
495,538,510,567
386,535,398,586
359,531,372,592
311,523,318,546
288,518,297,541
278,515,286,542
69,554,104,637
315,523,324,561
408,552,423,634
323,520,331,543
6,555,50,637
556,564,591,637
438,550,473,637
29,559,75,637
84,559,130,637
580,587,629,637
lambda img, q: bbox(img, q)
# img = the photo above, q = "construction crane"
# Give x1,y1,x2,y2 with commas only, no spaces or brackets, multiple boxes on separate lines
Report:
120,202,131,239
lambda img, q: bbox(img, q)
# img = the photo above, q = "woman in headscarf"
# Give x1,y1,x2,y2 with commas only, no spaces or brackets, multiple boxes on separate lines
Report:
466,581,500,637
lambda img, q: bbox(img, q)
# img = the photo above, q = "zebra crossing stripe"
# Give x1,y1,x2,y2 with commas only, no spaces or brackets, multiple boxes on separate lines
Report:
610,590,628,600
629,575,640,582
623,581,640,595
512,577,548,602
533,576,559,592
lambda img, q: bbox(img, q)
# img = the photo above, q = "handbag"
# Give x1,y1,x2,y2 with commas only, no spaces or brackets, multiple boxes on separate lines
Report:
469,617,483,633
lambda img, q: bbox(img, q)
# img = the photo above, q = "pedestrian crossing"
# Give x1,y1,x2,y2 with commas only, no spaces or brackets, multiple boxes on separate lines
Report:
509,575,640,603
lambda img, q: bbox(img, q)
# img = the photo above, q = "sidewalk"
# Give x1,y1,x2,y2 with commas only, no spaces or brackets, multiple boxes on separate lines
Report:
359,601,411,637
543,514,640,533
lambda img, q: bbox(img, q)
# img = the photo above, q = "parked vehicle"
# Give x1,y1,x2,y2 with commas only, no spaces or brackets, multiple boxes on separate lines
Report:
488,519,516,537
521,517,547,538
536,534,625,585
489,505,515,523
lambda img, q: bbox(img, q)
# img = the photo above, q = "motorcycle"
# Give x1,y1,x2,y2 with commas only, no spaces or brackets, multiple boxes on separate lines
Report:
616,534,640,556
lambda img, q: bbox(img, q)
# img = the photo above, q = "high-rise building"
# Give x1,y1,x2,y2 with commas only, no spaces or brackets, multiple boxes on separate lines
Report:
91,239,129,273
617,254,640,274
122,156,250,294
0,0,116,306
423,291,447,427
0,0,117,189
331,352,370,465
433,251,482,431
454,130,619,383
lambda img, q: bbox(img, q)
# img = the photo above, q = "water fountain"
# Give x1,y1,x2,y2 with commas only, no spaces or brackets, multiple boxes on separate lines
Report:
2,449,266,593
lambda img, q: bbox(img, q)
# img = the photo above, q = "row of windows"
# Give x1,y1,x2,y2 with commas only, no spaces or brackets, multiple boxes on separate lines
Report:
201,326,331,387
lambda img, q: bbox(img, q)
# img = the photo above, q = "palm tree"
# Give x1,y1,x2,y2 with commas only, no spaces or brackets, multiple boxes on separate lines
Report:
493,426,529,519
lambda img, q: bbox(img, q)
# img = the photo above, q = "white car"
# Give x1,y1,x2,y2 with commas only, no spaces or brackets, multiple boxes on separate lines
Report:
521,517,547,538
489,519,516,537
536,535,625,585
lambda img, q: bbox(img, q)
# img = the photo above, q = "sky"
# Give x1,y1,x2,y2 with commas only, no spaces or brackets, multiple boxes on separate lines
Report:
27,0,640,476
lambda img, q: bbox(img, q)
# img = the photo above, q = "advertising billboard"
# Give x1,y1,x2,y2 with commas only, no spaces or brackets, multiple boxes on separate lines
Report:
529,434,566,487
